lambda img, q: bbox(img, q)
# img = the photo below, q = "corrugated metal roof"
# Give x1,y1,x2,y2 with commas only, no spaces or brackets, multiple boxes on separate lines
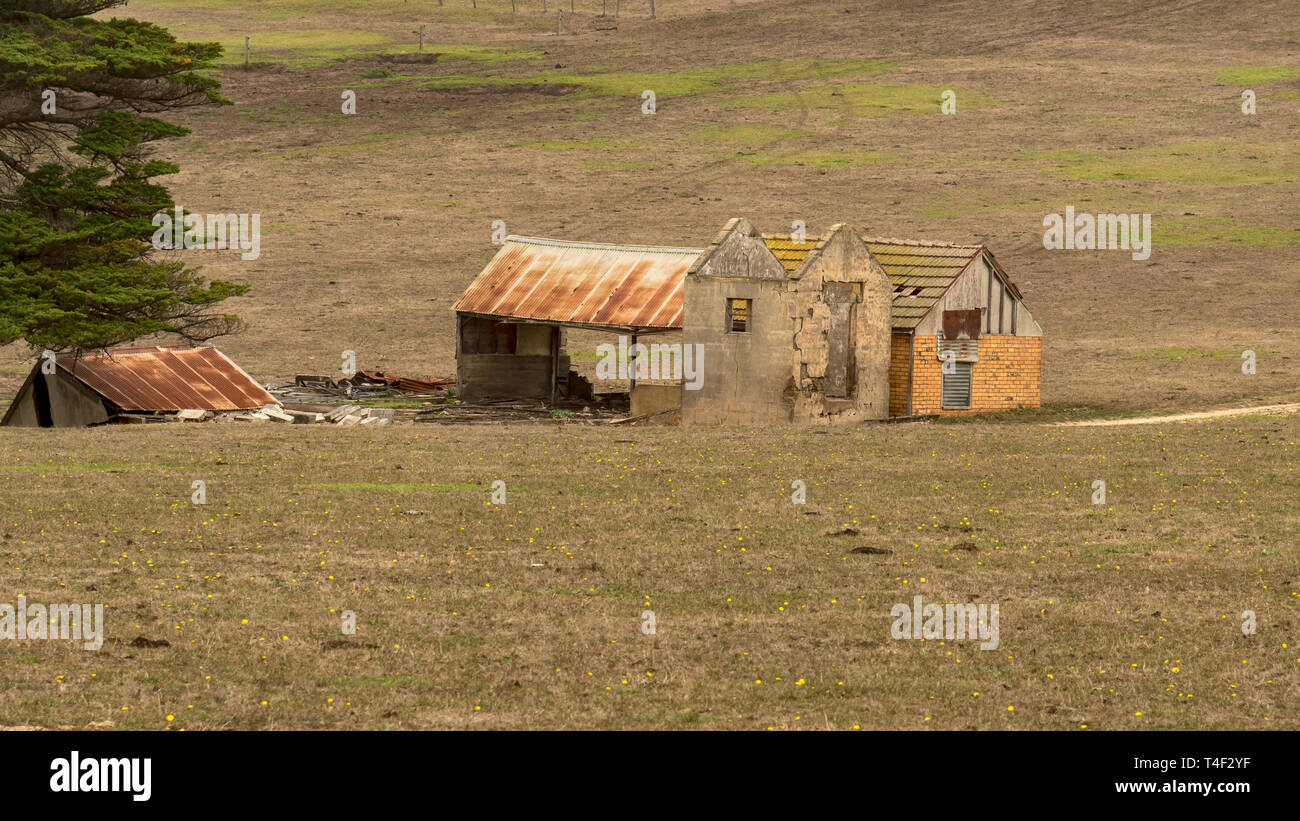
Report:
868,239,982,331
762,236,816,272
452,236,703,331
761,234,983,329
457,231,988,334
57,346,276,412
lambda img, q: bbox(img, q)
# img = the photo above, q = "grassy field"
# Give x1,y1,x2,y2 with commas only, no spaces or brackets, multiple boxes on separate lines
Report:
1,419,1296,730
2,0,1297,414
0,0,1298,730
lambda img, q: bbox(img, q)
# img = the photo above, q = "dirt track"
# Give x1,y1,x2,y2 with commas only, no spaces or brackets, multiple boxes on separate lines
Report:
1055,402,1300,427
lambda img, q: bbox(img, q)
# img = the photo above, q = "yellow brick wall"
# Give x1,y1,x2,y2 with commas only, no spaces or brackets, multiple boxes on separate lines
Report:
896,334,1041,416
888,333,912,416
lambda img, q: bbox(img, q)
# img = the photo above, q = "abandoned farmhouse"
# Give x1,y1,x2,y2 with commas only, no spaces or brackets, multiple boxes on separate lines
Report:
2,219,1038,428
452,218,1042,424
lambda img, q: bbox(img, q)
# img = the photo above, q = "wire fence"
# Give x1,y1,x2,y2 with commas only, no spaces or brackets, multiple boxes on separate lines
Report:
423,0,744,17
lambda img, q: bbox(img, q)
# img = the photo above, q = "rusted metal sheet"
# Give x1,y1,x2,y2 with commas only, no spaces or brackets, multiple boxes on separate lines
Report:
943,309,982,340
356,370,454,394
57,346,275,412
452,236,702,331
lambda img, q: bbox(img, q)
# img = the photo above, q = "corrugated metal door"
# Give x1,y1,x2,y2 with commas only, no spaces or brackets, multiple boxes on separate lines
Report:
942,361,972,409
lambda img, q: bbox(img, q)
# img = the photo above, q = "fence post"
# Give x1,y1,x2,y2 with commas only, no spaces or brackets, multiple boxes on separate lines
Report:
244,36,249,69
418,25,425,52
557,9,562,34
650,0,655,18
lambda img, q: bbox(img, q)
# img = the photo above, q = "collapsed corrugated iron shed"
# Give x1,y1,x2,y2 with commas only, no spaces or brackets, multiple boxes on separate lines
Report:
1,346,276,427
61,346,276,411
452,235,702,333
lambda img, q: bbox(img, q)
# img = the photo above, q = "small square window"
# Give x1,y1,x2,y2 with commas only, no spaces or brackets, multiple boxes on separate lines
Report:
727,298,751,333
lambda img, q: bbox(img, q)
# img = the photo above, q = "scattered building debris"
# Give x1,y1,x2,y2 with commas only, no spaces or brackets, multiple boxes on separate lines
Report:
268,371,455,412
219,403,397,426
355,370,453,394
416,398,625,425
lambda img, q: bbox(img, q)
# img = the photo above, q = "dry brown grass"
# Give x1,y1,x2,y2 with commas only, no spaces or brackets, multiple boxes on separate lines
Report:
1,0,1298,731
0,418,1296,729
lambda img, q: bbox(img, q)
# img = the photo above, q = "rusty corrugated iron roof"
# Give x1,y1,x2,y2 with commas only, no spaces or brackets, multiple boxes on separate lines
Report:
458,230,996,334
57,346,276,412
452,236,703,331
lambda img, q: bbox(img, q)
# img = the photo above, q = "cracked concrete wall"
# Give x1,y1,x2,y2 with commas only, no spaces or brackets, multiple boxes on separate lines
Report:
682,220,793,425
785,224,891,423
682,219,892,426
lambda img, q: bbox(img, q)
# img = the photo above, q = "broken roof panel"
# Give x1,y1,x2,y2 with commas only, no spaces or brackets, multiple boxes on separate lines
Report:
57,346,276,412
866,238,983,331
761,234,983,329
452,236,703,331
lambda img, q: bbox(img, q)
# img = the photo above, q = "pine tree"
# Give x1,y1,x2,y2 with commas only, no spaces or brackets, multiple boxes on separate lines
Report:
0,0,246,353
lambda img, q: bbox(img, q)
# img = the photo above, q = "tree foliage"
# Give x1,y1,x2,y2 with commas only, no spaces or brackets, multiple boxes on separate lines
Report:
0,0,245,352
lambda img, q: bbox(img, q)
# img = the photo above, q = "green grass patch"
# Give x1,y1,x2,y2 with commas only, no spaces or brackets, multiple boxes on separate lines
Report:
726,83,996,117
1154,217,1300,248
1215,65,1300,85
1018,141,1298,185
210,31,540,67
0,462,133,473
419,58,895,98
689,125,810,146
745,148,898,167
553,58,895,97
214,30,392,63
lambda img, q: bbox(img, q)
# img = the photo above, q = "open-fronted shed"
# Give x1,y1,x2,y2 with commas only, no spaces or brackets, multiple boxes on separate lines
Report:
452,236,702,403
